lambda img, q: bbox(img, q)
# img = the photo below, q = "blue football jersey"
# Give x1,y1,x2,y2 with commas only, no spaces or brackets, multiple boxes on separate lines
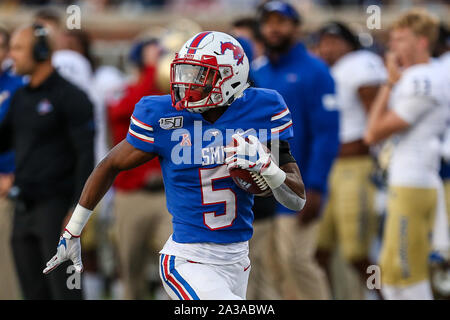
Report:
126,87,293,244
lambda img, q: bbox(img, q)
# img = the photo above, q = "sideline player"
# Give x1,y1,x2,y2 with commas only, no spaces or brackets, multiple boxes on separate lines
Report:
43,31,306,300
364,9,448,299
315,21,386,299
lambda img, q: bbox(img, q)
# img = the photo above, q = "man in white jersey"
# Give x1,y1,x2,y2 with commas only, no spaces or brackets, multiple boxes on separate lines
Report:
365,9,449,300
315,21,386,299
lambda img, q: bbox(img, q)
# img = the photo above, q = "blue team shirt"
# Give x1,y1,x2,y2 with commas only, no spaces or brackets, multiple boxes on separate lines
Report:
252,42,339,213
126,87,293,243
0,70,25,173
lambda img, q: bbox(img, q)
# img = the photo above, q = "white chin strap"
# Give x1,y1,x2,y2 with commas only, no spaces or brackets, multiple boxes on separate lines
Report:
233,83,250,100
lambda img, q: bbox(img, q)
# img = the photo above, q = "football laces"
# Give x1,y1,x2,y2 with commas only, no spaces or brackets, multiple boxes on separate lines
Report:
249,171,269,191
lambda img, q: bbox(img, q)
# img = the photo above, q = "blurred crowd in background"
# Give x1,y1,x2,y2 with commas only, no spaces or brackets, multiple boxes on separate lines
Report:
1,0,449,10
0,0,449,300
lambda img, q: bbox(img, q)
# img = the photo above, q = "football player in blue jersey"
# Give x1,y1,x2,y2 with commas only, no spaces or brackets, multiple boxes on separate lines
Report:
43,31,306,300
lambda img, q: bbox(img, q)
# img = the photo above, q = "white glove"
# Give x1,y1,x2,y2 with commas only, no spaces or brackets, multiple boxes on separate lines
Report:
224,134,286,189
43,230,83,274
224,134,271,174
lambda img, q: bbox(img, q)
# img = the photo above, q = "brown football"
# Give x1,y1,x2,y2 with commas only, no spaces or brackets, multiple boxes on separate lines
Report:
229,168,272,196
226,137,272,197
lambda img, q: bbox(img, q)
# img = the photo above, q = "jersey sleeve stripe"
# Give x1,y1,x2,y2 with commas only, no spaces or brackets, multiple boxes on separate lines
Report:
271,120,293,134
271,107,290,121
131,115,153,131
128,128,154,143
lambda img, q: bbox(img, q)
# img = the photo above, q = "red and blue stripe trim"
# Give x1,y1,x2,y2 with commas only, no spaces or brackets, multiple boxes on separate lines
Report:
160,254,200,300
187,32,212,54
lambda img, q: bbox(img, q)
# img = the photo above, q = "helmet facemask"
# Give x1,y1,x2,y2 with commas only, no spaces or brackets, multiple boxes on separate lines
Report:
170,55,233,113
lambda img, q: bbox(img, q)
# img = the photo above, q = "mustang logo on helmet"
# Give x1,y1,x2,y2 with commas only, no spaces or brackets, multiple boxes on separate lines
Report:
220,42,245,65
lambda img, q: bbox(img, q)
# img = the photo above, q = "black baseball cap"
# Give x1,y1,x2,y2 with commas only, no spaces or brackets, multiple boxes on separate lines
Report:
318,21,361,50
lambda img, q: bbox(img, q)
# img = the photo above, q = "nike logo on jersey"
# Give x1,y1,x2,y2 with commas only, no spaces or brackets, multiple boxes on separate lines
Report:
244,264,251,272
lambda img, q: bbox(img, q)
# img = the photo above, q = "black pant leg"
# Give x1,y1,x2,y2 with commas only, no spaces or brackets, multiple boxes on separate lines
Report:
11,200,51,299
34,197,83,300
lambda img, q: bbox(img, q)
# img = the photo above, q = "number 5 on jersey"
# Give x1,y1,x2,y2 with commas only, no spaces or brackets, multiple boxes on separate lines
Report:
199,165,237,230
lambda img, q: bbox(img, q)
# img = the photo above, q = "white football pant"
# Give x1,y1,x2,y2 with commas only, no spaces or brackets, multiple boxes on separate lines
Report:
159,254,251,300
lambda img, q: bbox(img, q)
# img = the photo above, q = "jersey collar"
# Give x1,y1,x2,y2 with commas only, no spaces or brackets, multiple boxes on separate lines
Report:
26,69,59,91
188,90,248,126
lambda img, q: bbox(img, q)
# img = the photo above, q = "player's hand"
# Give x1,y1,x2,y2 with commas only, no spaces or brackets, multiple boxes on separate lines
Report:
298,190,322,225
224,134,271,174
385,51,402,85
43,230,83,274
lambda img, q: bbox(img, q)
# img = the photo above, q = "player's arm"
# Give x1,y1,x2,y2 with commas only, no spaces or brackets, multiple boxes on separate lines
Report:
274,160,306,211
363,84,409,144
267,139,305,210
364,52,410,144
43,140,156,274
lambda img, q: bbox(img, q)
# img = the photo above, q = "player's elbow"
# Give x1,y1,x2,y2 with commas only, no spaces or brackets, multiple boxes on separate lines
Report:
273,184,306,211
364,123,387,145
363,131,376,145
295,193,306,211
96,153,121,176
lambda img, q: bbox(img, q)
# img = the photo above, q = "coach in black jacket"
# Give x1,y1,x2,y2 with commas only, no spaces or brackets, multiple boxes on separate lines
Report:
0,25,94,299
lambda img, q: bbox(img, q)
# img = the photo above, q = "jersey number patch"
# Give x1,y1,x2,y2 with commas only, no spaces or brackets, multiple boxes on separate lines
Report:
199,165,237,230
